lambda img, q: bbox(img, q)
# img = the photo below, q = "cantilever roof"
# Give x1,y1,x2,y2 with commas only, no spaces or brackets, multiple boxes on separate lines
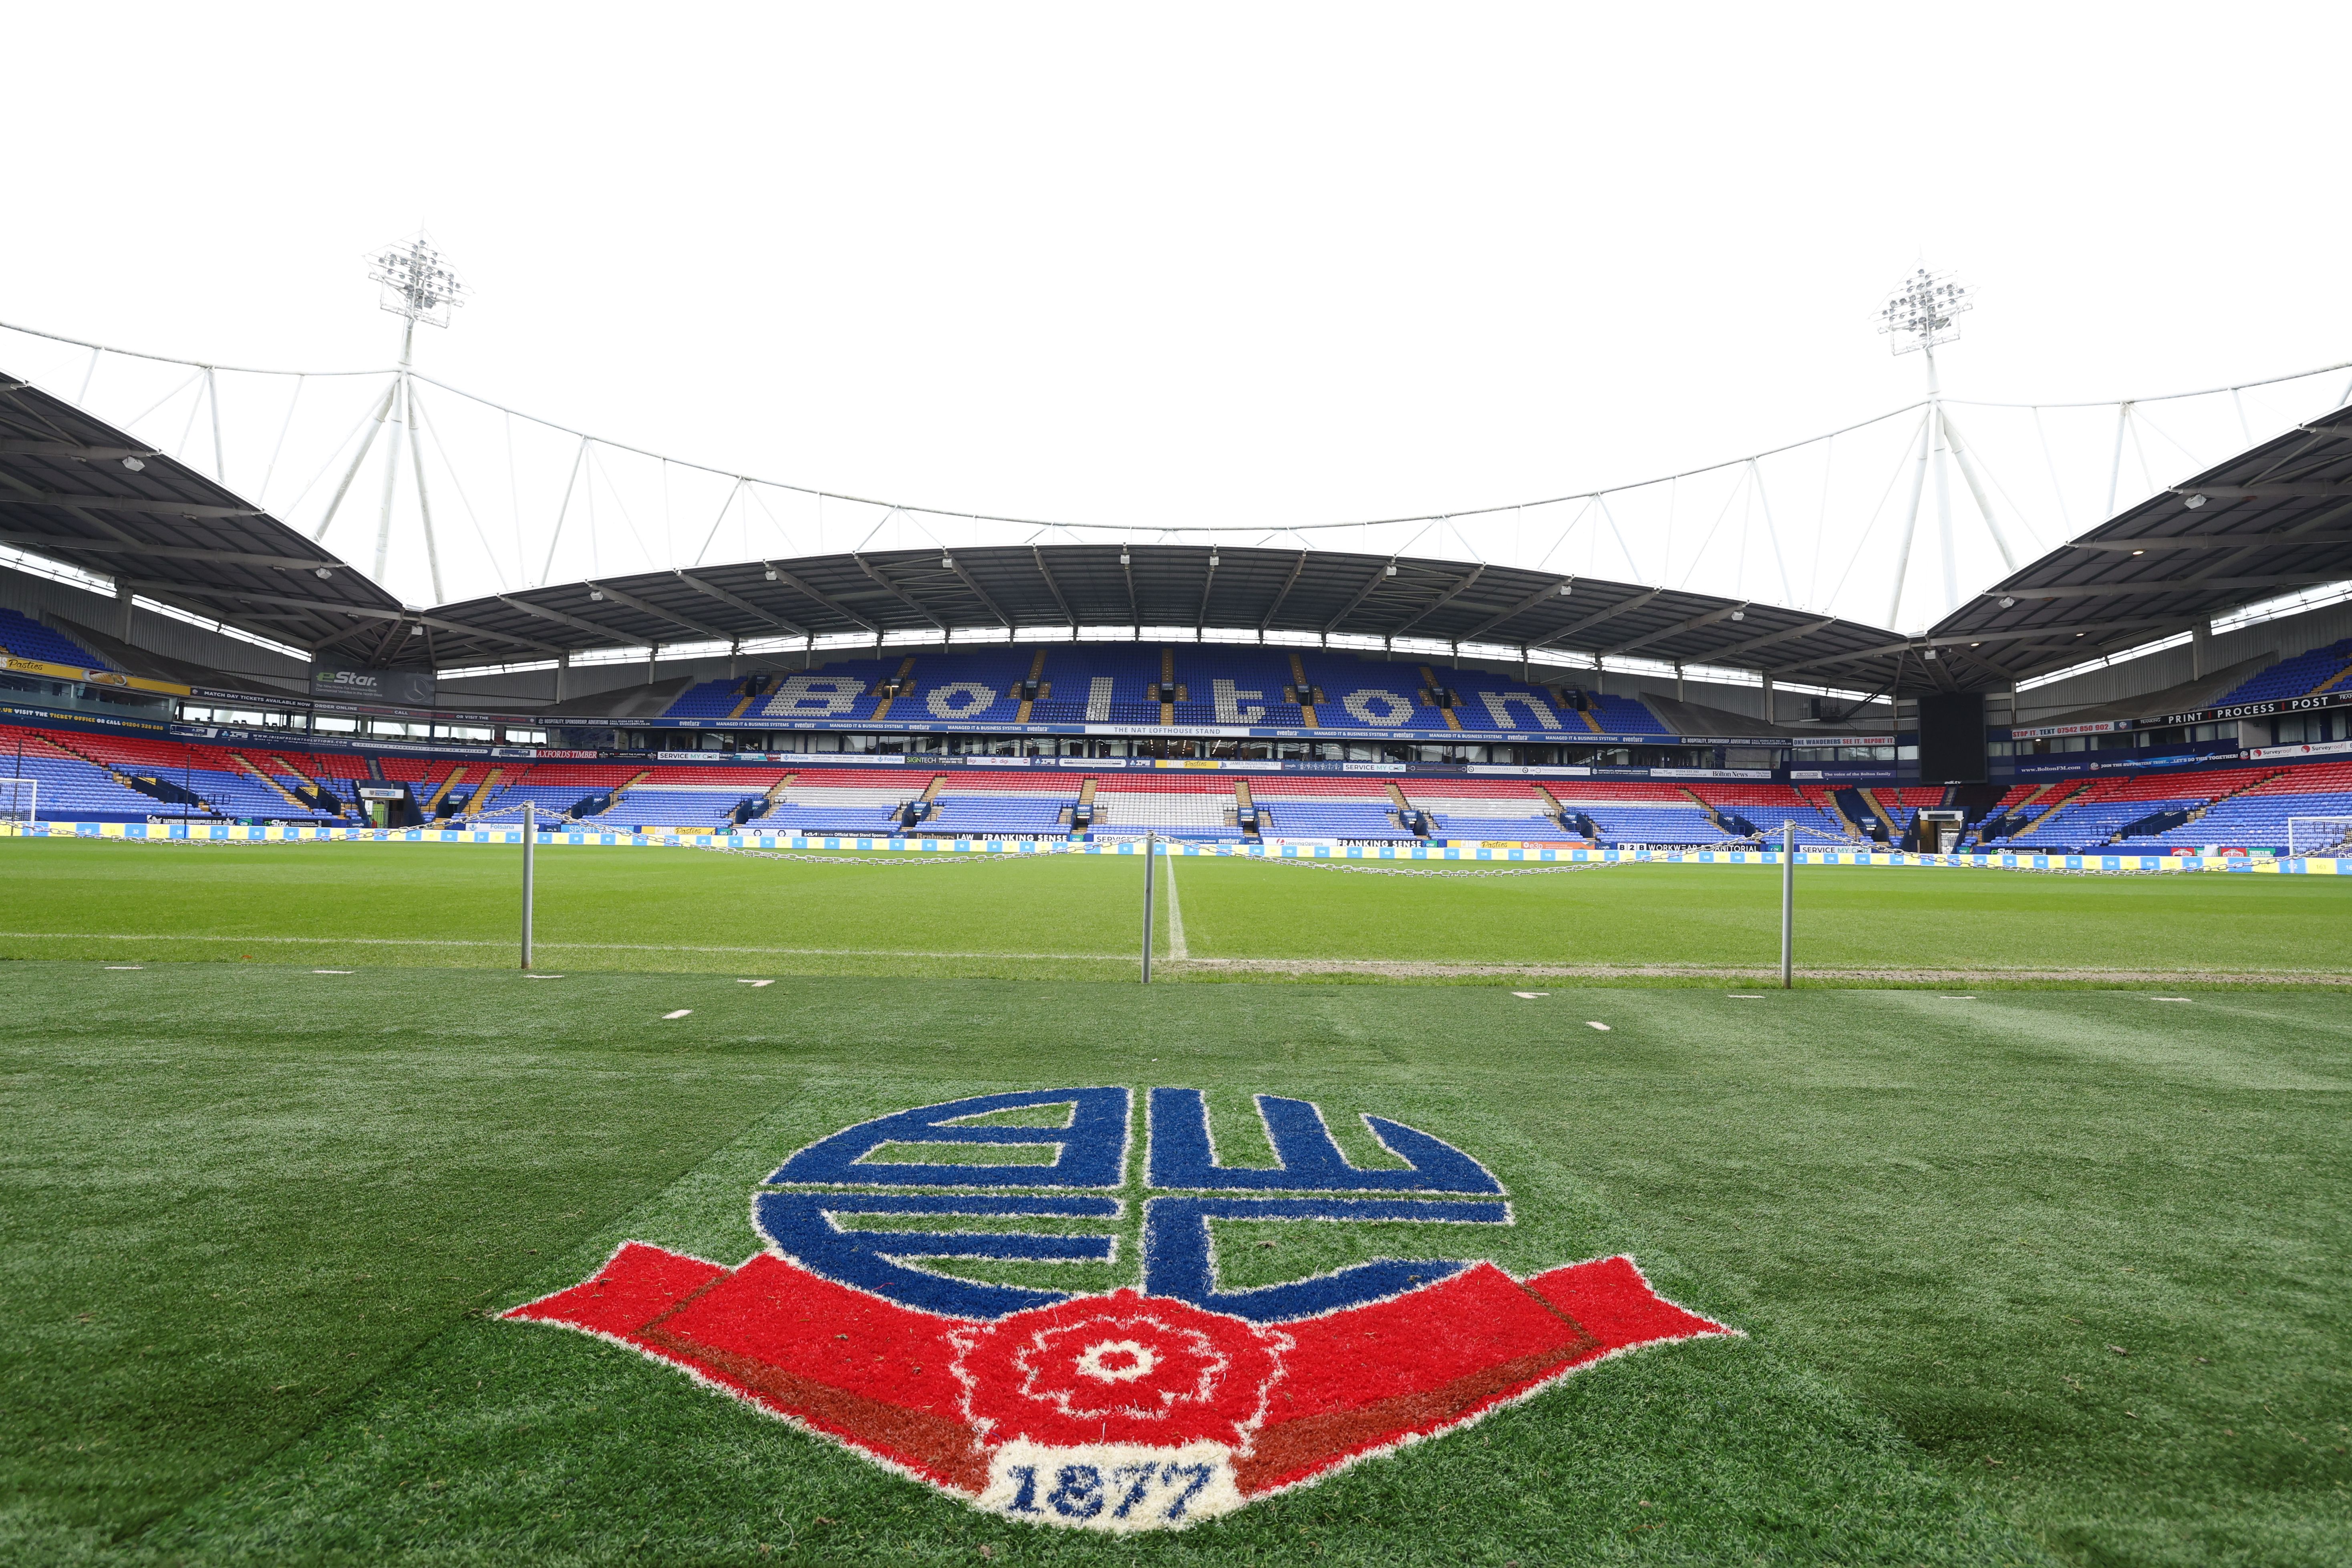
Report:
417,545,1914,688
1913,403,2352,688
0,369,419,654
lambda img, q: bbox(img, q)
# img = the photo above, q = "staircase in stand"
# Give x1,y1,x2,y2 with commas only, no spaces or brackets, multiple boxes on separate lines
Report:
725,673,780,723
229,752,310,813
421,766,468,815
1286,653,1319,728
2011,780,2089,840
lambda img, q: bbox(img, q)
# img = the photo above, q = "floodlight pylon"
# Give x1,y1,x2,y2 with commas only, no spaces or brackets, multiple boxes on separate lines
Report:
1875,268,2014,631
317,236,469,598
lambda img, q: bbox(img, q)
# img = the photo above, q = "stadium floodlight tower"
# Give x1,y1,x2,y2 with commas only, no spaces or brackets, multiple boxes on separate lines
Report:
313,235,469,599
1876,267,2020,628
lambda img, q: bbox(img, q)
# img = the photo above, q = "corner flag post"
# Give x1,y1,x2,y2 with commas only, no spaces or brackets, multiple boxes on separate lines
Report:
1780,819,1795,988
1141,831,1157,984
521,805,537,970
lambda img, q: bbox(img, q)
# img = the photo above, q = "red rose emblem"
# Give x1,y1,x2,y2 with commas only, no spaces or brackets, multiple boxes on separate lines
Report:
953,1289,1289,1450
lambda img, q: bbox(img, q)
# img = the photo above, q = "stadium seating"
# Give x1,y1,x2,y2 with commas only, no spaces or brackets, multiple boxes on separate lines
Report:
1026,647,1166,726
666,676,765,720
1094,778,1244,839
11,706,2352,855
664,645,1675,736
0,607,109,669
2116,762,2352,851
2209,639,2352,707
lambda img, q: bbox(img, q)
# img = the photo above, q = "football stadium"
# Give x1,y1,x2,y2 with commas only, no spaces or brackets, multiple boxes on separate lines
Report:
7,35,2352,1568
6,346,2351,1568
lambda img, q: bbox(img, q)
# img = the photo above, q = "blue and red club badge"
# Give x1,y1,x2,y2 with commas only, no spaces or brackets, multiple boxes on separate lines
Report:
507,1089,1736,1532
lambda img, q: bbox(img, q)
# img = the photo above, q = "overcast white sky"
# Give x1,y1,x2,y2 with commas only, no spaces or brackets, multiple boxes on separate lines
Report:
2,4,2348,629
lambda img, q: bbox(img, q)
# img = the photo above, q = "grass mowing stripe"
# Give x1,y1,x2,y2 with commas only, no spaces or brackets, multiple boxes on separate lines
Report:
0,932,1127,960
0,966,814,1562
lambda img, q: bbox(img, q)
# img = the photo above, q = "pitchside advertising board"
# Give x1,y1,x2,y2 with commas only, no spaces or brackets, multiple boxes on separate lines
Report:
508,1088,1733,1533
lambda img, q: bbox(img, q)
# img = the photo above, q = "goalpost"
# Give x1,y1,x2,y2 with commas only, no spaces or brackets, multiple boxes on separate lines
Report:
2287,817,2352,857
0,777,34,826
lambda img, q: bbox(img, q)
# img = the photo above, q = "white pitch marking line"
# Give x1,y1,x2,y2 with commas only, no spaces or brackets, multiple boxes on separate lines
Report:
525,973,564,979
1511,991,1549,999
2152,996,2194,1002
662,1009,693,1020
103,965,144,970
312,970,354,975
736,978,774,987
1586,1021,1612,1031
1940,995,1976,1000
1727,994,1765,999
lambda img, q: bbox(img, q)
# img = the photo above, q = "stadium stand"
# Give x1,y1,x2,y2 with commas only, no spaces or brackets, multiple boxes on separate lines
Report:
668,646,1675,736
2113,762,2352,851
1167,646,1308,727
1026,646,1164,725
1093,779,1244,838
0,607,109,669
2208,639,2352,707
1689,782,1855,845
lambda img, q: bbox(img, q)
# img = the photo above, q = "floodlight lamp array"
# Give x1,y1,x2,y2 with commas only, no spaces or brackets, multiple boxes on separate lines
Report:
1877,266,1971,355
368,236,468,328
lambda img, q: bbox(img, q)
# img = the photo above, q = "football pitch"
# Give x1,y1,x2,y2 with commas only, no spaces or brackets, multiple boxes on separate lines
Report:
2,837,2349,982
3,841,2348,1565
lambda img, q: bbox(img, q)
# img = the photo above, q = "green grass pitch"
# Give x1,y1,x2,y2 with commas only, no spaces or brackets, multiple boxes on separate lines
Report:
2,839,2348,1564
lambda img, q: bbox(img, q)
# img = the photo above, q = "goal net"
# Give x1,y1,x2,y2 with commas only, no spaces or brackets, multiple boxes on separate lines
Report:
2287,816,2352,857
0,777,35,824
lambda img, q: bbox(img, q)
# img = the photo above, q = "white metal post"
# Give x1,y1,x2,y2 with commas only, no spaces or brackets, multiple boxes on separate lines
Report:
1140,831,1157,984
1780,819,1795,989
520,805,536,970
1885,412,1932,627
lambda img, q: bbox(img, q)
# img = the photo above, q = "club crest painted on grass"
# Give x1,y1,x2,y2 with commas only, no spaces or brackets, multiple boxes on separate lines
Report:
505,1088,1737,1532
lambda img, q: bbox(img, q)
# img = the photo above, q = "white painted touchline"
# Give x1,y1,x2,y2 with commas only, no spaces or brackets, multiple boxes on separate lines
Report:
662,1009,693,1020
1940,995,1976,1000
1586,1021,1612,1031
104,965,143,970
1727,994,1764,999
1511,991,1549,999
2152,996,2194,1002
525,974,564,979
736,979,775,987
312,970,354,975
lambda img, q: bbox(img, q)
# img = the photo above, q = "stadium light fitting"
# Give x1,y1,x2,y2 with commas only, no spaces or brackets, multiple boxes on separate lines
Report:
1729,610,1745,622
1999,596,2016,608
2184,493,2208,509
1876,266,1971,356
367,235,467,329
313,566,332,580
941,554,954,569
589,590,604,601
764,567,779,581
120,455,144,472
